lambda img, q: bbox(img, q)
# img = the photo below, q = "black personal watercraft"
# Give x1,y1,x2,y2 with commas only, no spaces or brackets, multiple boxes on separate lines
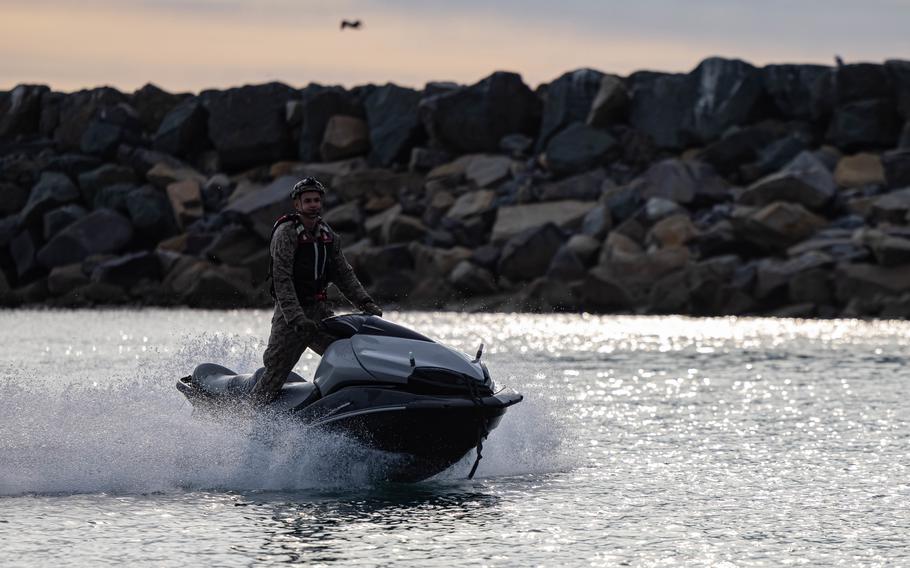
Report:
177,314,523,482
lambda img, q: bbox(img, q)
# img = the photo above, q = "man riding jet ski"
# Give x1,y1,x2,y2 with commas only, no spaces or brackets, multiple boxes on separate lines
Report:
177,314,523,482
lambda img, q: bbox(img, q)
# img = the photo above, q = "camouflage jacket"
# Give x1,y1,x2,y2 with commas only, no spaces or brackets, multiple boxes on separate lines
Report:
270,218,372,327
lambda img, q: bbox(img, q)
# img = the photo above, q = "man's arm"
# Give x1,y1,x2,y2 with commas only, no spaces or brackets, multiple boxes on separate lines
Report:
271,224,309,326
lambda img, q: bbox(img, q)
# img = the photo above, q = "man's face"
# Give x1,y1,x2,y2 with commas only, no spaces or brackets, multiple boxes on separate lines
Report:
293,190,323,218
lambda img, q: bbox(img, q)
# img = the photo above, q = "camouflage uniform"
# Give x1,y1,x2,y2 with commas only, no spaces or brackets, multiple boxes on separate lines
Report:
252,217,374,402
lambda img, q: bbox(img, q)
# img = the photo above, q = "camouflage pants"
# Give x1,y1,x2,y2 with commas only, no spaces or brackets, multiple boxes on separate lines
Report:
252,303,337,402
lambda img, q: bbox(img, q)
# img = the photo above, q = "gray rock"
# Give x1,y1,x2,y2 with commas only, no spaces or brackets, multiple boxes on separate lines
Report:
586,75,629,128
491,200,597,243
10,230,39,279
761,64,830,120
465,155,513,188
364,84,424,167
77,164,136,204
628,71,695,149
0,182,29,216
332,169,423,202
205,82,297,170
499,133,534,157
43,204,87,241
449,260,498,295
446,190,496,220
754,251,832,299
91,251,162,289
687,57,764,143
0,84,49,139
47,263,90,296
835,262,910,303
179,265,256,308
498,223,565,282
224,176,295,240
537,169,606,202
536,68,606,152
381,213,427,245
580,203,612,239
320,115,369,161
19,172,81,228
580,265,636,310
882,149,910,189
323,201,364,234
869,188,910,224
126,186,179,246
54,87,126,150
419,71,541,154
739,151,837,210
640,159,728,204
788,267,833,305
297,88,363,162
545,122,616,176
36,209,133,269
130,83,189,133
201,225,262,265
732,201,828,250
153,99,209,158
827,98,901,151
886,59,910,120
409,147,452,172
80,121,124,158
834,63,893,105
644,197,686,222
602,182,643,223
93,183,135,214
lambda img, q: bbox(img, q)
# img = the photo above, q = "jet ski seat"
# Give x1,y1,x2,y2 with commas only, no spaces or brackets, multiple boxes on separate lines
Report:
190,363,321,409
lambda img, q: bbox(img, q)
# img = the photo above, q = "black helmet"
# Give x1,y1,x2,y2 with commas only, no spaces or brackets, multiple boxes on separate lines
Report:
290,177,326,199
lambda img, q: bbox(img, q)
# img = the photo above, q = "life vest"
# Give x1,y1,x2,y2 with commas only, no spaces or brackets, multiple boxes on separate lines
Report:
268,213,336,303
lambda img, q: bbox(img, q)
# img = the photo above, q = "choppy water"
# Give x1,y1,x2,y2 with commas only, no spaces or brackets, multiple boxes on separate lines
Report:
1,310,908,567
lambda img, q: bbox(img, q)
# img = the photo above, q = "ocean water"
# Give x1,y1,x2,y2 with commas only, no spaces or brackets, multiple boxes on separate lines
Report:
1,309,908,567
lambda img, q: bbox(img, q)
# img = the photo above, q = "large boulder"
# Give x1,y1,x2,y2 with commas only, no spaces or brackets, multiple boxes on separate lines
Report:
882,149,910,189
761,64,830,120
364,84,424,167
0,182,29,216
91,251,162,290
79,103,144,158
36,209,133,268
205,82,297,170
77,163,136,204
544,122,616,176
536,68,606,152
586,75,630,128
753,251,832,299
868,188,910,224
732,201,828,250
497,223,565,282
419,72,541,154
153,99,209,158
19,172,81,229
490,200,597,243
835,262,910,303
130,83,188,133
449,260,497,295
223,175,296,240
738,151,837,209
43,204,87,241
125,186,179,246
165,180,204,230
640,159,728,204
834,63,893,105
10,230,40,280
53,87,126,150
628,71,694,149
686,57,764,143
0,84,49,139
827,98,901,151
580,265,636,310
833,153,885,188
886,59,910,120
320,115,369,161
298,88,363,162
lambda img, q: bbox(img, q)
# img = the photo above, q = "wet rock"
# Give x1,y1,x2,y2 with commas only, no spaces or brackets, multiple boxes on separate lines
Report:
732,201,828,250
205,82,297,170
536,68,606,151
827,98,901,151
738,151,836,210
640,159,728,204
47,263,90,296
43,204,87,241
490,200,597,243
586,75,630,128
91,251,162,289
0,84,49,139
37,209,133,268
449,260,498,295
833,153,885,188
153,99,209,158
498,223,565,282
882,149,910,189
320,115,369,161
544,122,616,176
77,163,136,204
364,84,424,167
761,64,830,120
19,172,81,229
419,71,541,154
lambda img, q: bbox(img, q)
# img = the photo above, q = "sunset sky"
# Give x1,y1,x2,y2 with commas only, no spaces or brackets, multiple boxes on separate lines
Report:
2,0,908,93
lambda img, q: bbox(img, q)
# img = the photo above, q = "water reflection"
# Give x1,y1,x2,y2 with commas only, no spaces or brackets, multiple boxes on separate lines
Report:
237,485,502,563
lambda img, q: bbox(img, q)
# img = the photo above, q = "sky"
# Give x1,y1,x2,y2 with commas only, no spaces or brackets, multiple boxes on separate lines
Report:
1,0,909,93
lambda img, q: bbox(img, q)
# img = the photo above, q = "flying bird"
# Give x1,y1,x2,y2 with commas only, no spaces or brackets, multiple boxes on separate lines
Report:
341,20,362,30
